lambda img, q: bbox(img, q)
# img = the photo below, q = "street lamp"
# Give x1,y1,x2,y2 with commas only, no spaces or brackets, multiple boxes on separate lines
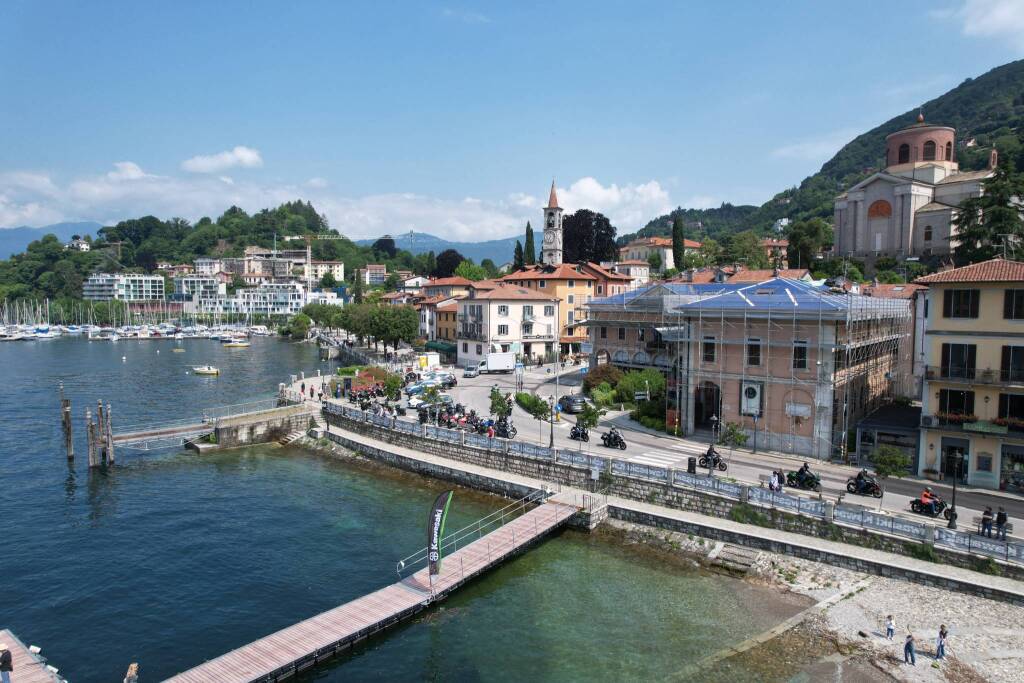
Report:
947,450,963,530
752,413,759,454
708,414,719,478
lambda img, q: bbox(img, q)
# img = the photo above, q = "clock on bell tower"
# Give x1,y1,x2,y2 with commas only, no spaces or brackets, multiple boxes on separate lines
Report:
541,180,563,265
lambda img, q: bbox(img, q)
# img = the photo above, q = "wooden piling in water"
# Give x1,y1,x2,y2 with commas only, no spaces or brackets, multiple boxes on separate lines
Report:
86,408,97,467
105,403,115,464
96,400,106,461
62,397,73,460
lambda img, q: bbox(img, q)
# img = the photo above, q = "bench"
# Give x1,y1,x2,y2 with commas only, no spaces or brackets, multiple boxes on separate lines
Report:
971,516,1013,537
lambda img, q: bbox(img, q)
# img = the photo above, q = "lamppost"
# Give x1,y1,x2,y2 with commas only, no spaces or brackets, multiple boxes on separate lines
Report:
709,414,719,478
947,450,963,529
752,413,759,454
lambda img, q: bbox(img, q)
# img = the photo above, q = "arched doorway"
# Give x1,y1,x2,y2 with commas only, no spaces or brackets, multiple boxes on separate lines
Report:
694,381,721,427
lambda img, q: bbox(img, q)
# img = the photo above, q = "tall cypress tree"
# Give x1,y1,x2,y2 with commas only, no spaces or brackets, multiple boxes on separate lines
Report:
524,222,536,265
513,240,525,271
672,216,686,270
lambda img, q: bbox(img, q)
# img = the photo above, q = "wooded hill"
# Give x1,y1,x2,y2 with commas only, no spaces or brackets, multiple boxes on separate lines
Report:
623,58,1024,244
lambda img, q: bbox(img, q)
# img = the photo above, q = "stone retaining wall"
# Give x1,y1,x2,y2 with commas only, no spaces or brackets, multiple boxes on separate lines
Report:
325,410,1024,582
214,406,314,448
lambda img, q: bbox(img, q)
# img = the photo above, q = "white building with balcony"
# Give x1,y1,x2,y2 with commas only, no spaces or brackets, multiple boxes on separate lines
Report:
196,282,306,317
174,276,227,302
194,258,223,276
457,285,559,365
83,273,165,302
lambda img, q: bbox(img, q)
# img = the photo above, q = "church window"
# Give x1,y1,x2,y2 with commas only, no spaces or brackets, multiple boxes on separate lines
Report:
867,200,892,218
924,225,933,242
945,141,953,161
898,144,910,164
923,140,936,161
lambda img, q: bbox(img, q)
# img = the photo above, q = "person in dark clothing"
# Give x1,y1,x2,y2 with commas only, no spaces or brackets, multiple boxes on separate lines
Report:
996,507,1009,540
904,634,916,665
0,641,13,683
981,507,994,537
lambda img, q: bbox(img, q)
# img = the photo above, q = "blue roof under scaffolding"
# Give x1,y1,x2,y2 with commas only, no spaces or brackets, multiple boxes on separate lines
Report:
590,282,743,306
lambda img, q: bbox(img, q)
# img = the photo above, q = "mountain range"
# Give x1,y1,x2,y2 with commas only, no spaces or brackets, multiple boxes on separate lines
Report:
0,221,102,258
355,230,521,265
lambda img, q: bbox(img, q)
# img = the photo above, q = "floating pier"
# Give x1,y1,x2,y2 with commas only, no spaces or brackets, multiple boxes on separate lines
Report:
0,629,63,683
164,497,579,682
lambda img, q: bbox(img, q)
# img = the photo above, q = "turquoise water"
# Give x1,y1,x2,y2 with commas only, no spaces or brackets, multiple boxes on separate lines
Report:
1,338,802,681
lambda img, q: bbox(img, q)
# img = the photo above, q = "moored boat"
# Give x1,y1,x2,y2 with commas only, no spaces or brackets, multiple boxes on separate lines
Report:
192,365,220,375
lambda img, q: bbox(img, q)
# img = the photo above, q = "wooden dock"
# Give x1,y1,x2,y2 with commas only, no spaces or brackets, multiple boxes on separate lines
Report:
0,629,63,683
112,423,212,445
164,499,578,683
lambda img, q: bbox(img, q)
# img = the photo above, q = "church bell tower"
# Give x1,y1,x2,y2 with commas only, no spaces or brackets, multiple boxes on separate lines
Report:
541,179,563,265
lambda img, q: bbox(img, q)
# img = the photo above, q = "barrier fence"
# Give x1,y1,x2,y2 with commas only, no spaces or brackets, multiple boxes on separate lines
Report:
322,403,1024,566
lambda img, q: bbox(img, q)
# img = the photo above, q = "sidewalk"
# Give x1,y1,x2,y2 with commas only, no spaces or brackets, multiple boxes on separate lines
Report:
313,411,1024,606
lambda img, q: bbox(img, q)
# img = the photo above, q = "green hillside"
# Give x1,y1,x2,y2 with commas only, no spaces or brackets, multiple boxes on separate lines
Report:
624,58,1024,244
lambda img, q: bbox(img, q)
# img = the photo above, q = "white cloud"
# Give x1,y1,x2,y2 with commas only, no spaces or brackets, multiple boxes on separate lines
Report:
441,8,491,24
307,177,328,189
771,128,859,163
181,146,264,174
0,165,676,241
931,0,1024,49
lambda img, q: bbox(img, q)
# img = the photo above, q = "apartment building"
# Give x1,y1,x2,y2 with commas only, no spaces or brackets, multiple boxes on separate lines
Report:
197,282,306,317
584,278,912,460
457,285,559,366
915,259,1024,492
308,260,345,283
83,273,166,302
173,276,226,302
360,264,388,285
194,258,223,276
617,236,702,272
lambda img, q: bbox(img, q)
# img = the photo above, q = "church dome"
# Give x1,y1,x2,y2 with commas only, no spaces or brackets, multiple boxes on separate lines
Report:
884,115,956,168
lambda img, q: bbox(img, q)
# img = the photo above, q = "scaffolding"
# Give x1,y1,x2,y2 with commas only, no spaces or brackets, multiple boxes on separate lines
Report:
581,279,913,462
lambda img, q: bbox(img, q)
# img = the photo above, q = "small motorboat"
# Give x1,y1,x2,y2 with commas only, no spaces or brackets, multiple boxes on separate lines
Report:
222,339,251,348
192,365,220,375
172,348,186,353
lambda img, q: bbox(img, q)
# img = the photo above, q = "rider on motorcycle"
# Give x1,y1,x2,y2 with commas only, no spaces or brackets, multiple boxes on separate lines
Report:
921,487,939,515
608,426,622,443
855,468,869,493
797,462,813,487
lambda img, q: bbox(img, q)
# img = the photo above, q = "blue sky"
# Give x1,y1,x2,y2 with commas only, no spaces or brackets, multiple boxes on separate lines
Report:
1,1,1022,239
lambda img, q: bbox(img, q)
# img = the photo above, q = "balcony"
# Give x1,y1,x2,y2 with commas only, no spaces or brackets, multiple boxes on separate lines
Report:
925,366,1024,387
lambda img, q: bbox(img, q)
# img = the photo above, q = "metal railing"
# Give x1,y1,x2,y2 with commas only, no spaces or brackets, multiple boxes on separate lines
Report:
395,485,556,579
925,365,1024,386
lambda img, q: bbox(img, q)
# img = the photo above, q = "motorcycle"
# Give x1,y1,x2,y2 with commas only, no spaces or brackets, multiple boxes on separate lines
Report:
495,419,517,439
698,447,728,471
601,430,627,450
910,497,951,519
569,424,589,442
785,470,822,492
846,476,882,498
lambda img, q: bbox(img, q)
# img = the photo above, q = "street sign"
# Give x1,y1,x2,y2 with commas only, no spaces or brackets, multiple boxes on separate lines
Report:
634,392,649,401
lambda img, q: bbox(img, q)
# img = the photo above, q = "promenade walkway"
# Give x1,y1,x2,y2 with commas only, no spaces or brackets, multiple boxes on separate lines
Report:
0,630,62,683
315,412,1024,605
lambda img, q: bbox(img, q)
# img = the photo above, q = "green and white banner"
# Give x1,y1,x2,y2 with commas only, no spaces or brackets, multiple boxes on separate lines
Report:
427,490,454,576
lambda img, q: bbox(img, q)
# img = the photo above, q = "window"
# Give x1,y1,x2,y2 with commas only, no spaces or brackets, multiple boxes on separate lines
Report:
943,289,979,318
1002,346,1024,382
941,343,977,379
587,281,592,288
637,328,645,341
703,336,716,363
977,454,993,472
945,141,953,161
522,323,533,335
567,310,575,324
497,305,509,316
746,338,761,366
462,343,468,352
793,341,808,369
543,305,554,316
998,393,1024,420
568,279,575,287
497,324,509,336
618,327,626,340
600,326,607,339
567,294,575,304
476,344,482,355
539,281,546,288
924,225,932,241
898,143,910,164
1004,290,1024,320
923,140,936,161
597,285,604,294
938,388,975,415
523,305,534,317
566,327,574,335
868,200,891,218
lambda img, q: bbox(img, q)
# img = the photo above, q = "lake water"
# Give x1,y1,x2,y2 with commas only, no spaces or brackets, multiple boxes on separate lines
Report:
1,337,805,681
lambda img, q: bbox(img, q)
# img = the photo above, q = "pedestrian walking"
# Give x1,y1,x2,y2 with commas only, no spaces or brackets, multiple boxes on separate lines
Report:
769,471,780,492
885,615,895,640
996,507,1008,540
981,506,994,537
0,642,12,683
300,382,306,396
904,634,916,665
936,625,948,660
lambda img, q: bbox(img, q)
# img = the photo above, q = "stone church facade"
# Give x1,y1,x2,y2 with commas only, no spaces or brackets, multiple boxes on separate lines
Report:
834,115,995,261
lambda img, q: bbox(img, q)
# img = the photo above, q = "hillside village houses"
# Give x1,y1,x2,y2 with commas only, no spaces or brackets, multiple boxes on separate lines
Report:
834,113,997,263
618,235,702,273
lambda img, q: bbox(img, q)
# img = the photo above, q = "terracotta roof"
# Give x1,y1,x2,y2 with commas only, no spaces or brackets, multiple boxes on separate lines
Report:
937,169,993,185
470,279,500,289
426,276,473,287
760,238,788,247
547,180,560,208
622,236,702,249
582,261,632,280
616,259,650,266
502,264,597,281
419,294,457,306
469,284,559,301
380,291,406,299
862,283,926,299
728,268,810,283
436,302,458,312
914,258,1024,284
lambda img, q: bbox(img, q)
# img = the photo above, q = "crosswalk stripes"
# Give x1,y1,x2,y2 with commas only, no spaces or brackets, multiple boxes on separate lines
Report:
630,451,686,468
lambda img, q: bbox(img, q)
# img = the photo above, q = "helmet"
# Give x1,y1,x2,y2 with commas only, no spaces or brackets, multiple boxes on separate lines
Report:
925,487,932,493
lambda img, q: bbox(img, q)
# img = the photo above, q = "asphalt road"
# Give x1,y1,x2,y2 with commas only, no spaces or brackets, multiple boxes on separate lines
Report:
407,363,1024,538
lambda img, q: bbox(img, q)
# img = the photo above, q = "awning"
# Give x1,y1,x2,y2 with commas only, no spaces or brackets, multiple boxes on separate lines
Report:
425,340,457,353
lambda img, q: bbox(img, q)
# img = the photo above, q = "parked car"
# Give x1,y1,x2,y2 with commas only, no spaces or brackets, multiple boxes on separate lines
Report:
405,379,440,396
463,365,480,378
558,394,587,414
408,393,454,410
